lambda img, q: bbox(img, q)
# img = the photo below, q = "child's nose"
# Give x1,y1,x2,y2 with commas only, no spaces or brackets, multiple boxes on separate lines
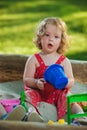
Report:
49,36,54,41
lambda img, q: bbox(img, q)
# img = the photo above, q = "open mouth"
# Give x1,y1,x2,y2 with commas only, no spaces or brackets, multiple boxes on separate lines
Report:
48,43,53,48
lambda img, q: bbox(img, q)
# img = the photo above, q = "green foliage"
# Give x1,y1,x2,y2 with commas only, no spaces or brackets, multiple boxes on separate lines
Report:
0,0,87,60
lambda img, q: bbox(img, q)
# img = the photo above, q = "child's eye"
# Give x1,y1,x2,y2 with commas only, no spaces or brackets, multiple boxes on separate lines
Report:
45,34,49,37
55,36,58,38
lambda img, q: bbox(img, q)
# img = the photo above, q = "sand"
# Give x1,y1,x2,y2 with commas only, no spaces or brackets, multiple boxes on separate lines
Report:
0,80,87,96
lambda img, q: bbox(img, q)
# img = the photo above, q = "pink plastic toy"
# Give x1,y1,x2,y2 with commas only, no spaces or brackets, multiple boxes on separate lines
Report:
0,99,20,113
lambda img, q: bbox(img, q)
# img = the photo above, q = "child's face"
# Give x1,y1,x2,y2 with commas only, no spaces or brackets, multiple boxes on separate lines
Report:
41,24,62,54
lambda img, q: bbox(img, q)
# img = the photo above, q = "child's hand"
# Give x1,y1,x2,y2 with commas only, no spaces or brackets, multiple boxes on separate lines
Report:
36,78,45,90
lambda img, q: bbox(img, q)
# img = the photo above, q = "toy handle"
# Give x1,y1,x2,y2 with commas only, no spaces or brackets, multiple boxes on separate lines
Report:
20,91,28,112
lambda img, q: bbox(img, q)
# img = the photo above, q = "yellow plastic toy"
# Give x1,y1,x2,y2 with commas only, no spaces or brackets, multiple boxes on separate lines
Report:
48,120,54,125
58,119,65,124
48,119,67,125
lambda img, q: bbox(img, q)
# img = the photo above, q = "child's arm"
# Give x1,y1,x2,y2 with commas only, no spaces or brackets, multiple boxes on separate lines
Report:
23,55,44,90
62,58,74,89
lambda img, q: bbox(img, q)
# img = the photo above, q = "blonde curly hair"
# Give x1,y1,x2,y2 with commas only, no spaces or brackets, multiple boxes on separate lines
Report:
34,17,70,54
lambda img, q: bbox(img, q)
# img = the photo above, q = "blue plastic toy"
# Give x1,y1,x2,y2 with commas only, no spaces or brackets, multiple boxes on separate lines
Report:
44,64,68,89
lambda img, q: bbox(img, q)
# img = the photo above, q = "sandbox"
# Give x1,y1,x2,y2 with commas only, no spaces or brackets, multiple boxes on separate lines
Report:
0,55,87,130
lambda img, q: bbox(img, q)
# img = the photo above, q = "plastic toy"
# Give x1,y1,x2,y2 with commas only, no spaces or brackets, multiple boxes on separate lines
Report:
48,119,67,125
0,93,20,113
0,99,20,113
67,93,87,124
44,64,68,90
58,119,66,124
48,120,54,125
20,91,28,112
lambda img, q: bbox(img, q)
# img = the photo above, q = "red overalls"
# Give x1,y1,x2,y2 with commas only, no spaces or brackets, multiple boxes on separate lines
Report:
24,53,68,119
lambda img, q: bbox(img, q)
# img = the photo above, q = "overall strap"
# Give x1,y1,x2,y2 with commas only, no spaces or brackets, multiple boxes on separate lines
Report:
34,53,45,66
56,55,66,64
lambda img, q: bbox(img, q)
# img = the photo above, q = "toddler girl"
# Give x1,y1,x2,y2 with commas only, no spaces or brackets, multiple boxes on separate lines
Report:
23,17,86,123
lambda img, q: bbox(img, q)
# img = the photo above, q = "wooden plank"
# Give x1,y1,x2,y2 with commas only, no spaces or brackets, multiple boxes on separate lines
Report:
0,55,28,82
0,121,87,130
0,55,87,84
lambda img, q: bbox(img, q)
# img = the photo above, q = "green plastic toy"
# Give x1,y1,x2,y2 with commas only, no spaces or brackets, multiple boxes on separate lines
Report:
67,93,87,124
20,91,28,112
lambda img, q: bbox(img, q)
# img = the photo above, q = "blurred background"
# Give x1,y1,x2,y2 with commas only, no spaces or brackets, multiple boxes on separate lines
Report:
0,0,87,60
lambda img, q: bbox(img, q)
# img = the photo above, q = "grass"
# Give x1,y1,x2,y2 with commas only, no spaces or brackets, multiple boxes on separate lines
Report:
0,0,87,60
